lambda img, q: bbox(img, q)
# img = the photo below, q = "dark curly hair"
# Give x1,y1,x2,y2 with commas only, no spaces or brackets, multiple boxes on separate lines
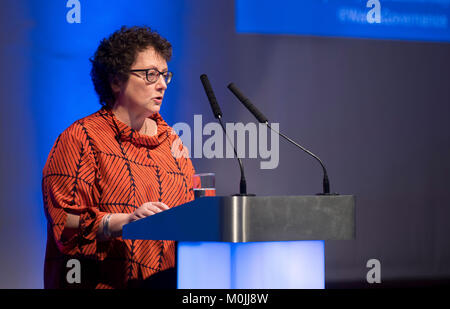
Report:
90,26,172,109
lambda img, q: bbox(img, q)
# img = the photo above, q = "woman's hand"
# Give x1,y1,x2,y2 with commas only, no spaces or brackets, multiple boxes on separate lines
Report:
128,201,170,222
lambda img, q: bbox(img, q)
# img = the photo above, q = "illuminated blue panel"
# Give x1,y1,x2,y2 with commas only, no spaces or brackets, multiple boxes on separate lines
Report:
232,241,325,289
177,241,324,289
236,0,450,42
177,242,232,289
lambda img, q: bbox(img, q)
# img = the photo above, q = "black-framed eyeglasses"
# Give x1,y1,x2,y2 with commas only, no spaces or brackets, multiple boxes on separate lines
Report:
129,68,173,84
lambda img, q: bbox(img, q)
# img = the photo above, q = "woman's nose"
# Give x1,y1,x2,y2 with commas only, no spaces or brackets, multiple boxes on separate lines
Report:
155,74,168,90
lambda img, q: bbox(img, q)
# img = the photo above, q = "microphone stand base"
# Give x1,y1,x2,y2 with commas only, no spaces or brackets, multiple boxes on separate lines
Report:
316,192,340,196
232,193,256,196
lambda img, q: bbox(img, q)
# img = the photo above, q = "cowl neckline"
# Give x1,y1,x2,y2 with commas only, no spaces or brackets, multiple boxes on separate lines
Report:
100,108,171,148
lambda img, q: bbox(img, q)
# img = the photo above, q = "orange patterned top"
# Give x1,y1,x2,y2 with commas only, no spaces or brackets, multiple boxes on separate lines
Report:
42,108,195,288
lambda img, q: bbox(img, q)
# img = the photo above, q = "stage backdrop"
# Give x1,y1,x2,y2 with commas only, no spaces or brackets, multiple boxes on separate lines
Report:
0,0,449,288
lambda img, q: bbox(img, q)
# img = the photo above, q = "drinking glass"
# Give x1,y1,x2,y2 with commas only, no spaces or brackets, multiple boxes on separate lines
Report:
193,173,216,198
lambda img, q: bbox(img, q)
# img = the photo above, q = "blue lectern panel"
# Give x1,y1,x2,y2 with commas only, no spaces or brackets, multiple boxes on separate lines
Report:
232,241,325,289
177,242,232,289
177,241,324,289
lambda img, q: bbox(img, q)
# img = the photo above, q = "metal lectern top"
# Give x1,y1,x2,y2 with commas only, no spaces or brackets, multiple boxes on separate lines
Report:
122,195,355,242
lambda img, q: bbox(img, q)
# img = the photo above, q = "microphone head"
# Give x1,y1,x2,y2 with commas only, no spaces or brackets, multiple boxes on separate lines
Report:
227,83,268,123
200,74,222,119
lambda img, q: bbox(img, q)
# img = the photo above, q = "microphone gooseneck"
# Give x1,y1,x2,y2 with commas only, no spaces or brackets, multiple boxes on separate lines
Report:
227,82,334,195
200,75,251,196
267,124,331,195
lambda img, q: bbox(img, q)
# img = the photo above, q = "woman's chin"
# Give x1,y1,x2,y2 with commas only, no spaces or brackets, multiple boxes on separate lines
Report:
145,104,161,115
151,107,161,115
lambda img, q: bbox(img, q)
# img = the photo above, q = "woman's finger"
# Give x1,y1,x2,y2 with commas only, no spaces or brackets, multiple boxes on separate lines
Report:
147,205,164,214
152,202,170,210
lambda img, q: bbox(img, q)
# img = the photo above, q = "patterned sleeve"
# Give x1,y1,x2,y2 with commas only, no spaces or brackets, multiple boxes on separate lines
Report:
42,123,108,259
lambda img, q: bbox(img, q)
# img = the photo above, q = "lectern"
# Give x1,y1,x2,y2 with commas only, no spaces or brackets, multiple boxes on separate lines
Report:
123,195,355,289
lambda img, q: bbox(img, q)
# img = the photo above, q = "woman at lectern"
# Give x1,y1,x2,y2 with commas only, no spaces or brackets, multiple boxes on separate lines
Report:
42,26,196,288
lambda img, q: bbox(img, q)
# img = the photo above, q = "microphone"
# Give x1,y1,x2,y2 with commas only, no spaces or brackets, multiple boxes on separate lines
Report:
227,83,335,195
200,75,252,196
200,74,222,119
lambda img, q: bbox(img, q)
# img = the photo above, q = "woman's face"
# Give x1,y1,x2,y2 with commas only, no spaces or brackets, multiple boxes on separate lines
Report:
114,47,168,116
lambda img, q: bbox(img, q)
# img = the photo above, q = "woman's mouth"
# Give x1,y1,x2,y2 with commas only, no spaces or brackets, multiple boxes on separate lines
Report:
152,96,163,104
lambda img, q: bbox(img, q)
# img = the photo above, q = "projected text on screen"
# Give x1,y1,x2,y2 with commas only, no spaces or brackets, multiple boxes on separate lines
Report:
236,0,450,42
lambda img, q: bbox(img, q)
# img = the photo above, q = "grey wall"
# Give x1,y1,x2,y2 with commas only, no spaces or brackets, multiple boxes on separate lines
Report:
177,1,450,284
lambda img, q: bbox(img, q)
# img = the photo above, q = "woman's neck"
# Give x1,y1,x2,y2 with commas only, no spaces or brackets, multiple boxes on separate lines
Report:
112,105,157,136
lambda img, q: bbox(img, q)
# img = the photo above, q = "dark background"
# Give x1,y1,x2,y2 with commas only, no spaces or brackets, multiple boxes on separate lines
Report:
0,0,449,288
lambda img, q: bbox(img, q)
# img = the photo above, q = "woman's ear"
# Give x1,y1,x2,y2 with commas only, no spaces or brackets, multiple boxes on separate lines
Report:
110,76,122,94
